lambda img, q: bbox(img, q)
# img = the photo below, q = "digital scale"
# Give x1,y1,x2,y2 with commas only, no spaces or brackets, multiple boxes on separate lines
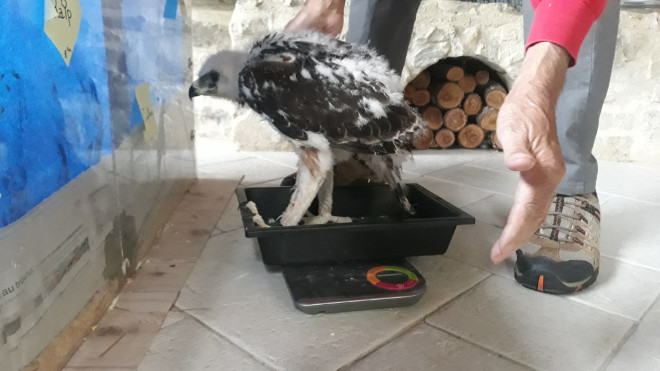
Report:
237,184,474,314
283,260,426,314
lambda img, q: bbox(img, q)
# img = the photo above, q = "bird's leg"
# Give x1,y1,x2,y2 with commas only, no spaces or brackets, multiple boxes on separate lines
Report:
279,147,332,226
361,154,414,215
303,168,352,225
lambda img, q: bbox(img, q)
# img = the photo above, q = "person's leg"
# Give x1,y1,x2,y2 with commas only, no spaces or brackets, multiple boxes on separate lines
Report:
516,0,620,294
523,0,620,195
347,0,423,74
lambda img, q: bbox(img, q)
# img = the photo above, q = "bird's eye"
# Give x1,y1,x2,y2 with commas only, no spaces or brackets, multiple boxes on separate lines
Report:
208,70,221,82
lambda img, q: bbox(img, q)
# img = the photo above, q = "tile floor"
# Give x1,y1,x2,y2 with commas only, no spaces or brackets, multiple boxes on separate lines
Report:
136,138,660,370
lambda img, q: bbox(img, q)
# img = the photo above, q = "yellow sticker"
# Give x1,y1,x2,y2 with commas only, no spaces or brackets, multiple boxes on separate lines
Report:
135,83,158,142
178,0,188,21
44,0,82,66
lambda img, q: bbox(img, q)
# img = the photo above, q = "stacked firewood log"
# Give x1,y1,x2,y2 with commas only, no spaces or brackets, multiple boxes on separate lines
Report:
405,60,507,150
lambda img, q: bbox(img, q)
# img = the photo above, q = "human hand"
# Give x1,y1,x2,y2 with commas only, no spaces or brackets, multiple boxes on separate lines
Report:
490,42,570,264
285,0,345,37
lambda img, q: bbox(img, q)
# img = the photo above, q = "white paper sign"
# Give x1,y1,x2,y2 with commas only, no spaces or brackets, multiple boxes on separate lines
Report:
135,83,158,141
44,0,82,66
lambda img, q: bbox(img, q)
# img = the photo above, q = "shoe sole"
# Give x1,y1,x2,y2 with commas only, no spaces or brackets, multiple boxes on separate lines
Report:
514,251,599,294
515,266,599,295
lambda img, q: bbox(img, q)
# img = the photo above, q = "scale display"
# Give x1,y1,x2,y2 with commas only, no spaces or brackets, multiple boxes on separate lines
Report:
283,260,427,314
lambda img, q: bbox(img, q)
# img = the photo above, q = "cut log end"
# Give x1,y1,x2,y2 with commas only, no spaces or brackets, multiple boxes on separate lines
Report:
435,129,456,149
422,106,443,130
476,106,498,131
404,84,416,100
413,127,435,150
458,74,477,93
485,91,507,110
475,70,490,85
462,93,483,116
443,108,468,132
429,64,465,82
482,82,507,110
410,71,431,89
458,124,486,149
432,82,464,109
411,89,431,107
446,66,465,81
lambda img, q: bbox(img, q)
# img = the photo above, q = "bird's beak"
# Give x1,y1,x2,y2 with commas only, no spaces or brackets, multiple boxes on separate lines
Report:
188,70,221,100
188,83,201,100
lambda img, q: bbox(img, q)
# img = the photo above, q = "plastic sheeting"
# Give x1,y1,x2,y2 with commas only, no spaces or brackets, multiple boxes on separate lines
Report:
0,1,194,369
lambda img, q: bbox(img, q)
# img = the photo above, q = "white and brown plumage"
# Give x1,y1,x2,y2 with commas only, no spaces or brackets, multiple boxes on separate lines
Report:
189,31,423,226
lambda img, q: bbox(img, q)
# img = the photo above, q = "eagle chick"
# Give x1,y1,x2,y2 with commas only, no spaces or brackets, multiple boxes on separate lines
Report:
189,31,423,226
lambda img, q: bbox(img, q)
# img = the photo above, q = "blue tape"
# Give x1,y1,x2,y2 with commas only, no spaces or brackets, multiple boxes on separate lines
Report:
164,0,178,19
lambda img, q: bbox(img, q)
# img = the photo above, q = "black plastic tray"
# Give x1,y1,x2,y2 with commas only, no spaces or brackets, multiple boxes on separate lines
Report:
236,184,475,266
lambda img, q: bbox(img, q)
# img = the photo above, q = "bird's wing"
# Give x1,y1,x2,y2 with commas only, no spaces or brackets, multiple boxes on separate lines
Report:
238,38,418,154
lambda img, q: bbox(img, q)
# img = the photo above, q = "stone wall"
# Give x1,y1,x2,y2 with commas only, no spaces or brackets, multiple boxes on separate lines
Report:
205,0,660,163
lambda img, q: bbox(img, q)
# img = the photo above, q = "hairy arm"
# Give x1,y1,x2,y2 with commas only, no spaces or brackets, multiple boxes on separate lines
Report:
490,41,570,264
285,0,346,36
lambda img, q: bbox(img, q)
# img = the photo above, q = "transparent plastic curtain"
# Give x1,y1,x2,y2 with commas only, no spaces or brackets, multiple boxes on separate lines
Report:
0,1,192,369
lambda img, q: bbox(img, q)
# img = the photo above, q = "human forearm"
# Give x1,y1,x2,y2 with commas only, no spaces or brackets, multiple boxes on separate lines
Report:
300,0,346,14
526,0,607,65
286,0,346,36
512,42,571,110
490,42,569,264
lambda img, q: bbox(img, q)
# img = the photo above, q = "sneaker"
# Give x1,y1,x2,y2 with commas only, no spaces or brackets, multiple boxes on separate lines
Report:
514,192,601,294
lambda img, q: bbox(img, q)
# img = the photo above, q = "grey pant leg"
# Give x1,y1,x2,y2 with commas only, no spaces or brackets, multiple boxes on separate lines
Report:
347,0,423,74
523,0,620,195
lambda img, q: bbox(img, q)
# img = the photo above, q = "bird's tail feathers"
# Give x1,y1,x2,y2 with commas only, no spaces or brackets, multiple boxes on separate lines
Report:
358,153,415,215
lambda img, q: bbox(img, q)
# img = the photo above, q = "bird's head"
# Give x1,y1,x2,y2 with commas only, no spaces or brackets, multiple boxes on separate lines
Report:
189,50,249,101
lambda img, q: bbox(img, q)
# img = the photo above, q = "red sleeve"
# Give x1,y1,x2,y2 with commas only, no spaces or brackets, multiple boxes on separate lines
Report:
526,0,607,66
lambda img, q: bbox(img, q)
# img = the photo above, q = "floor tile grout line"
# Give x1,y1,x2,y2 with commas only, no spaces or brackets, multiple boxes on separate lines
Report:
424,322,537,371
442,254,644,324
452,192,498,210
412,162,660,207
419,273,544,368
174,307,278,371
596,191,660,207
196,155,258,168
564,297,643,323
420,275,546,371
241,177,289,186
597,322,640,371
421,270,639,370
189,149,658,367
212,226,243,236
402,156,495,177
599,289,660,370
438,254,514,281
463,162,515,175
444,250,658,324
339,270,494,370
422,271,493,321
252,153,299,169
600,253,660,274
419,173,516,198
338,319,427,370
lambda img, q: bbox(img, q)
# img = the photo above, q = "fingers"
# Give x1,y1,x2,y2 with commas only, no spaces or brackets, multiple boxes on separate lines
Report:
284,2,344,36
490,159,565,264
490,178,550,264
497,127,536,172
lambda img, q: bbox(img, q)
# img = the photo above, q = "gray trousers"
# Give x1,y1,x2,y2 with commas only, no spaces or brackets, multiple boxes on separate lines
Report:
347,0,620,195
